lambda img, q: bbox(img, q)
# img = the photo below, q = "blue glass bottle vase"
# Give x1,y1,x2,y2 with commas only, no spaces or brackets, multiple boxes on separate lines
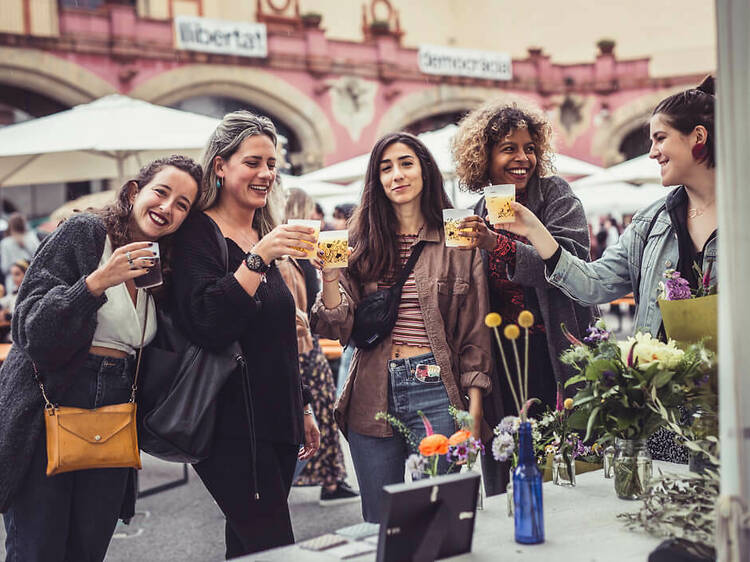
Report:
513,421,545,544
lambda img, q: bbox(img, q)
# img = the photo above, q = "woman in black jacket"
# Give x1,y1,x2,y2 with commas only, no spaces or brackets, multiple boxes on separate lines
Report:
170,111,320,558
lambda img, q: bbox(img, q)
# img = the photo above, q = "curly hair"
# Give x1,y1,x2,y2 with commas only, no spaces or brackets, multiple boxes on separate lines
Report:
452,100,555,192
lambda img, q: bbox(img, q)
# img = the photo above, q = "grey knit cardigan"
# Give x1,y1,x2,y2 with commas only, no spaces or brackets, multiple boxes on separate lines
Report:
0,213,108,512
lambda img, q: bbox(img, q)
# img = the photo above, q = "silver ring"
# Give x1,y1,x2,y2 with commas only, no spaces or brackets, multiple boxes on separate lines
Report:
126,251,134,266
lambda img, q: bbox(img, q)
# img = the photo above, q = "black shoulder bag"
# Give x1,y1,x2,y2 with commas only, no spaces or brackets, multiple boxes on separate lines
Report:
137,223,254,468
350,241,425,350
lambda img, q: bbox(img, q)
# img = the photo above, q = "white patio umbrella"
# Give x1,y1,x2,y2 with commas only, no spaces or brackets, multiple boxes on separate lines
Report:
573,154,663,188
0,94,219,187
572,182,667,217
299,124,603,185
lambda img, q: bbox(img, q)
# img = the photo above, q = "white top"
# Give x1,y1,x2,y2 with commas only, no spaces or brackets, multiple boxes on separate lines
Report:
90,237,156,355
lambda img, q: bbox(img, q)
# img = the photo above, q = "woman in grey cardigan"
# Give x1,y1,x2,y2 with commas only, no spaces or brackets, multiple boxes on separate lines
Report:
0,156,201,562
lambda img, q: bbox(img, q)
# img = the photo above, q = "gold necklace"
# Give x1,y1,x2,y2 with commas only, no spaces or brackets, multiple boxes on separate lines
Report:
215,209,257,249
687,199,715,219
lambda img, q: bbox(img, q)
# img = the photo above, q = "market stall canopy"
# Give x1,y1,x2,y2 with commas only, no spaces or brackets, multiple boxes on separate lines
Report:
298,124,603,185
0,95,219,187
573,154,663,188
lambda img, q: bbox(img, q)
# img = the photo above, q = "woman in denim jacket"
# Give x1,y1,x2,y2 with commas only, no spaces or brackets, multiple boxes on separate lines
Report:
506,77,717,462
312,132,493,522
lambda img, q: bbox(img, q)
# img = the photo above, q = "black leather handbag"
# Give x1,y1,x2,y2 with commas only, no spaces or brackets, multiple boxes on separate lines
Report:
350,241,425,350
137,222,251,464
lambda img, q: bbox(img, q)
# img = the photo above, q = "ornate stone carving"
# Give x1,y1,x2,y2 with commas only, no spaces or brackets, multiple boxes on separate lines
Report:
328,75,378,142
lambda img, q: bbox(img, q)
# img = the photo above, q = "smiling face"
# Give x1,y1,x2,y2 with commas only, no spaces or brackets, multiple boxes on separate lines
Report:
215,134,277,211
129,166,199,241
488,128,538,189
649,113,703,187
379,142,424,208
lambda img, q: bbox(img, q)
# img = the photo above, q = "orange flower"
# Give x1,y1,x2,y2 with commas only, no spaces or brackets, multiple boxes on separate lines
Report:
448,430,471,446
419,434,449,456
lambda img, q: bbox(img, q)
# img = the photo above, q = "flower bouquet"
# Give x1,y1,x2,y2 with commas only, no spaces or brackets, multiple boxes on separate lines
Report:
657,264,717,351
561,320,715,500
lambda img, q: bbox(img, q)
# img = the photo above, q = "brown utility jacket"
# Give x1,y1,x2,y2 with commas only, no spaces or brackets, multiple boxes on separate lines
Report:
310,224,493,440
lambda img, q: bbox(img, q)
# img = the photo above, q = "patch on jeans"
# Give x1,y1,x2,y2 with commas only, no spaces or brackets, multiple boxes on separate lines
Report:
414,363,441,383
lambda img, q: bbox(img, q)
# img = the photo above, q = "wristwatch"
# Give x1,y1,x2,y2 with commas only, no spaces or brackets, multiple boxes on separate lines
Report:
244,252,270,274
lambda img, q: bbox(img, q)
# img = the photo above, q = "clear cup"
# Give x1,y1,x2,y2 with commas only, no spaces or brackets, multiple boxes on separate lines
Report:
442,209,473,247
287,219,321,259
134,242,162,289
484,184,516,224
318,230,349,269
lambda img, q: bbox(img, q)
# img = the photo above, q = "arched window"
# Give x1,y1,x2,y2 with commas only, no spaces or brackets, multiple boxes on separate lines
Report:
619,125,650,161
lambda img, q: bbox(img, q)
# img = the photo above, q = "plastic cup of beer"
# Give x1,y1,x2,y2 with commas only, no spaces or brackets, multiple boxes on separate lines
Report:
442,209,473,248
484,184,516,224
318,230,349,269
288,219,320,259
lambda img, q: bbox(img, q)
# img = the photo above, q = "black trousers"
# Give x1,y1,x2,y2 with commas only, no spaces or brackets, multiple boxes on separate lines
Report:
194,438,298,559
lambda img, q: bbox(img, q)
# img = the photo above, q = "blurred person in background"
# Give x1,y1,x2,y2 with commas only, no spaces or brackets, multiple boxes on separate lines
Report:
281,186,359,506
311,201,332,231
332,203,357,231
1,213,40,293
0,259,29,342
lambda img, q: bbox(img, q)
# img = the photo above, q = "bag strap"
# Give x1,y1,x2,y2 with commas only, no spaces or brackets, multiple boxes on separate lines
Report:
32,286,151,408
633,203,667,304
392,241,426,290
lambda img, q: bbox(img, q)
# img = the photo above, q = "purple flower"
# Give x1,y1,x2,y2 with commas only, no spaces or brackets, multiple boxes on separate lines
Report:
663,270,692,300
602,370,616,386
583,324,611,345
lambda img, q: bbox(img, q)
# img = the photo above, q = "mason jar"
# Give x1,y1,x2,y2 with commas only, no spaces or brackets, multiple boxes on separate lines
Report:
613,438,652,500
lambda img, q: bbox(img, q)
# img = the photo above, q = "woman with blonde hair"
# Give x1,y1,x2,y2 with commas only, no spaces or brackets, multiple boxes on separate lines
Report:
169,111,320,557
452,100,595,423
280,187,359,505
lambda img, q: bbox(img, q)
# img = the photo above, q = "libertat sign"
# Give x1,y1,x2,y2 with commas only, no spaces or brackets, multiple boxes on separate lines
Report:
418,44,512,81
174,16,267,58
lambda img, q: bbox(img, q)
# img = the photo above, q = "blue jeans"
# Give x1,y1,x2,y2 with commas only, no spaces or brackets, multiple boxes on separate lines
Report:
347,352,455,522
3,354,135,562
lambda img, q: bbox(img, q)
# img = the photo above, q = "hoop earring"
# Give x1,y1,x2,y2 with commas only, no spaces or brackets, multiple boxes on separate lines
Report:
692,142,708,162
216,177,223,190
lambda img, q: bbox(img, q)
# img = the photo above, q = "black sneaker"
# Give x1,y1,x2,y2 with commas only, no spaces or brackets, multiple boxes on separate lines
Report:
319,481,360,506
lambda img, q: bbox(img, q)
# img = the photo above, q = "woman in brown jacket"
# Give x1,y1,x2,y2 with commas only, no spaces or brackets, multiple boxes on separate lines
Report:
311,132,493,522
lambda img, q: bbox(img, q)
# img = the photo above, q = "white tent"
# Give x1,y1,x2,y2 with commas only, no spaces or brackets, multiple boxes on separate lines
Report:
572,182,667,217
573,154,663,188
299,124,603,185
0,95,219,187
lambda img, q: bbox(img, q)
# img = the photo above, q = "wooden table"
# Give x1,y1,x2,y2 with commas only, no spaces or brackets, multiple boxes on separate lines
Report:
246,463,684,561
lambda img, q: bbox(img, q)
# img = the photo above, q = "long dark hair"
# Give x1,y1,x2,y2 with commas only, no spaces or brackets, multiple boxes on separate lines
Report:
653,75,716,168
92,154,203,287
349,132,452,283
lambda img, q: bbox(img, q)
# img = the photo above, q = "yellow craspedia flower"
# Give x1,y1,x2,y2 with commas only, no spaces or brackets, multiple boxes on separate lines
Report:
518,310,534,329
563,398,574,410
503,324,520,340
485,313,502,328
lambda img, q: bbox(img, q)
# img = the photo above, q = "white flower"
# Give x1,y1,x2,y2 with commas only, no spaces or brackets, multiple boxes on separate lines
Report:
618,332,684,369
491,432,515,462
405,454,426,479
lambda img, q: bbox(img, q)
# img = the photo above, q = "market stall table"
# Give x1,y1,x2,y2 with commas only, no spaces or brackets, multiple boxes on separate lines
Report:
245,462,684,561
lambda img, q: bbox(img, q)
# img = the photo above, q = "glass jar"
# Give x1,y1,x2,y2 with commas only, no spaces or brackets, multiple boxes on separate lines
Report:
513,422,545,544
506,470,514,517
603,445,616,479
552,453,576,487
613,438,652,500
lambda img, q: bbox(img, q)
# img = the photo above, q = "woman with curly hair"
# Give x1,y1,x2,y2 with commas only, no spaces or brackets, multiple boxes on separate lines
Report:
451,100,596,426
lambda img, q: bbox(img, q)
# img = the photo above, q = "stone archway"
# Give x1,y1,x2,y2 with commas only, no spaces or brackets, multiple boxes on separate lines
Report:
376,85,538,137
0,46,116,107
128,65,336,172
591,86,687,166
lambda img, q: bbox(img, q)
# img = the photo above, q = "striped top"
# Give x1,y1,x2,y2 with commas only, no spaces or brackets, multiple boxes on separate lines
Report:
378,234,431,348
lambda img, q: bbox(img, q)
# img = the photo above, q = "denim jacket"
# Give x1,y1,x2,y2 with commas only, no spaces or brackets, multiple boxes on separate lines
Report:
547,186,718,336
